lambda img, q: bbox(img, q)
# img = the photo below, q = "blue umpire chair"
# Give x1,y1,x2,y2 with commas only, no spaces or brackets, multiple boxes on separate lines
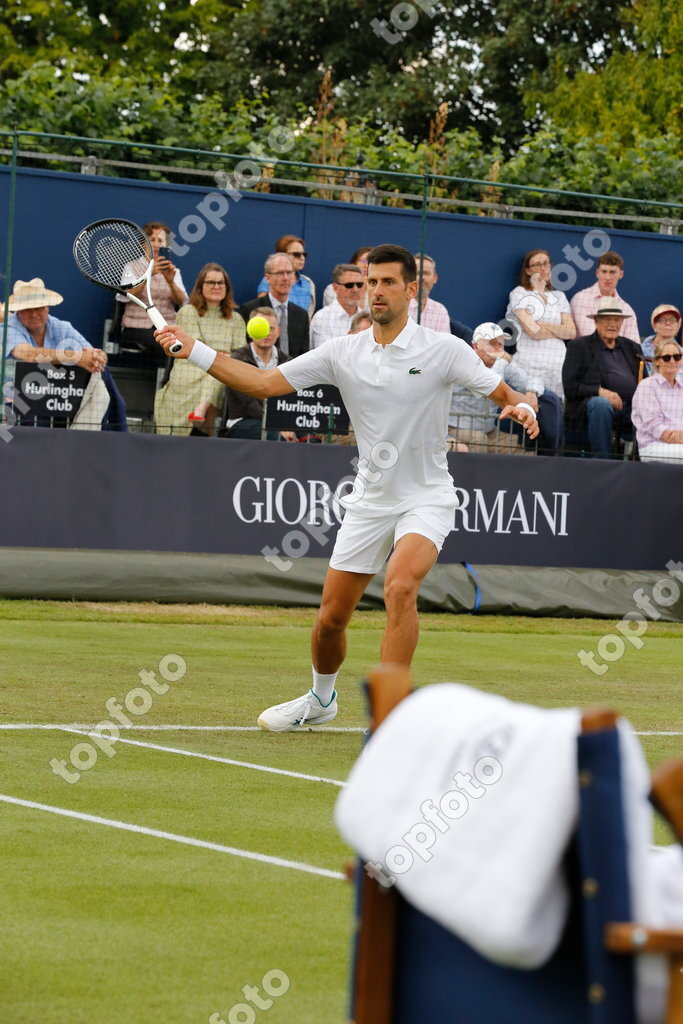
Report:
345,667,683,1024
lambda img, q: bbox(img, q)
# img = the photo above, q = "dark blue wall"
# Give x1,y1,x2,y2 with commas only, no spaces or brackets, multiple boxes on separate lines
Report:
1,165,682,348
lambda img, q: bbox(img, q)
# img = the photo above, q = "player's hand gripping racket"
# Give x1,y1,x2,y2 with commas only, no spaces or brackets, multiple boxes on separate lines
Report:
72,218,184,354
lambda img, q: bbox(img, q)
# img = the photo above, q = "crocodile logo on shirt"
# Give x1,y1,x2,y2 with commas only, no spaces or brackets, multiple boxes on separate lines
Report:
408,367,422,375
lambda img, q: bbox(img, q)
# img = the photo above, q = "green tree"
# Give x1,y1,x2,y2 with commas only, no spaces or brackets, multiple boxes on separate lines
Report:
536,0,683,141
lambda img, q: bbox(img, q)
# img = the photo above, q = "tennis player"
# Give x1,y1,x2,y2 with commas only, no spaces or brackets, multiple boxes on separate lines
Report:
156,244,538,731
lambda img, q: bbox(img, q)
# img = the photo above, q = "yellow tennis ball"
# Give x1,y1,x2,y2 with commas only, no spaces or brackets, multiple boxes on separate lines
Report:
247,315,271,340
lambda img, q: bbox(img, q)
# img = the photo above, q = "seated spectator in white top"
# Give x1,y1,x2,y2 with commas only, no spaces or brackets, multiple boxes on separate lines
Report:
506,249,576,398
322,246,371,307
632,339,683,463
117,221,187,364
448,322,563,455
640,303,681,365
408,253,450,332
310,264,364,348
570,251,640,344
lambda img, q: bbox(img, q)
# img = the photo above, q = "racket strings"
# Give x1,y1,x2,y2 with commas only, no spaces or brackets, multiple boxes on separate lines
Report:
73,221,153,289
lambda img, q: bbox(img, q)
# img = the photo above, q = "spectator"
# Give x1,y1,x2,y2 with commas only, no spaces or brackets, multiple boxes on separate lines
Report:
4,277,106,373
3,277,122,429
448,322,563,454
350,310,372,333
310,264,364,348
506,249,576,398
323,246,372,307
117,221,187,364
562,296,643,458
570,251,640,344
632,339,683,463
223,308,297,441
640,303,681,364
408,254,450,332
256,235,316,317
239,254,309,358
154,264,245,436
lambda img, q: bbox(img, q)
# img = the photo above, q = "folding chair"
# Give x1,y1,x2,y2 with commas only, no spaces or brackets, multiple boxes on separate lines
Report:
347,667,683,1024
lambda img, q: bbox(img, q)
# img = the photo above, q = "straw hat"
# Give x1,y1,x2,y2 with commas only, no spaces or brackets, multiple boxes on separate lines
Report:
8,278,63,312
587,295,632,319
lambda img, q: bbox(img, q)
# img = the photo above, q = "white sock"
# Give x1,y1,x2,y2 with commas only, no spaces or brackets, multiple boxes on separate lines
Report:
311,668,338,705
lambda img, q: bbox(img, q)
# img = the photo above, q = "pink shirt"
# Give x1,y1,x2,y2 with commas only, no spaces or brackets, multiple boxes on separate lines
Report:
631,372,683,448
570,282,640,344
408,297,450,333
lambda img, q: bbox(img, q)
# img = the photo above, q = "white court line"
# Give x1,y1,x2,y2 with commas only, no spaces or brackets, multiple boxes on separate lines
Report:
634,731,683,736
0,793,344,880
0,723,365,733
52,727,346,787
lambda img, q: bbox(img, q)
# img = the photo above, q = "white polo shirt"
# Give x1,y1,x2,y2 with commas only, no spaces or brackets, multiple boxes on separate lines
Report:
279,317,500,517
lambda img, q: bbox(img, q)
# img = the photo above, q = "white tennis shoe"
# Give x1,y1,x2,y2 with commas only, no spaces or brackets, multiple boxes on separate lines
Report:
257,689,338,732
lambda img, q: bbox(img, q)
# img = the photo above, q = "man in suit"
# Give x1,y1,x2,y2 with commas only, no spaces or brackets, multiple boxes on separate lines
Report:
238,254,309,358
562,296,644,458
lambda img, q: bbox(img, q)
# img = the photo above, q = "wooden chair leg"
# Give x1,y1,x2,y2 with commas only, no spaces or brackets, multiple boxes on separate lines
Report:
350,665,412,1024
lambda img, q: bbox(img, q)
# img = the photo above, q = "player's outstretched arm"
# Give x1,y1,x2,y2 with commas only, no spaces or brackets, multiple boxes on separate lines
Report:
155,324,294,399
488,381,540,439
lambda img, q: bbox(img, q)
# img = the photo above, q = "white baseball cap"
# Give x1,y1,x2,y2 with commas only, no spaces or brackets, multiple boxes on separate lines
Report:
472,322,511,345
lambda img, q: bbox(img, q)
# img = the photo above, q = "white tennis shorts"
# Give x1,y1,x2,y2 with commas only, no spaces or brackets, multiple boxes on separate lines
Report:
329,506,456,575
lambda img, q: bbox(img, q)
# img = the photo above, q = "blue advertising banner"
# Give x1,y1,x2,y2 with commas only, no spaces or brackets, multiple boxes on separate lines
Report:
1,430,681,571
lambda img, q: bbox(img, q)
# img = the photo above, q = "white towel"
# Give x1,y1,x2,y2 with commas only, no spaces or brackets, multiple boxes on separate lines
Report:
335,683,581,968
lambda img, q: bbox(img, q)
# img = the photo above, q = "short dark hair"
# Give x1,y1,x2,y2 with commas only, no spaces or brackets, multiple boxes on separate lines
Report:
366,244,416,283
598,251,624,269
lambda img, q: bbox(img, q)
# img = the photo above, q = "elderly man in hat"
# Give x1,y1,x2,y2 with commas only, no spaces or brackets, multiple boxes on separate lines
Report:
4,278,107,380
562,295,644,458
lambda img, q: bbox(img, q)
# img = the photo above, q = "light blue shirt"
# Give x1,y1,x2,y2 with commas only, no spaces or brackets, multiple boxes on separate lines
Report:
2,313,92,388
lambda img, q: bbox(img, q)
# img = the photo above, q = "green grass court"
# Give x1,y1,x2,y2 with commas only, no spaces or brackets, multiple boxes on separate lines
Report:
1,600,682,1023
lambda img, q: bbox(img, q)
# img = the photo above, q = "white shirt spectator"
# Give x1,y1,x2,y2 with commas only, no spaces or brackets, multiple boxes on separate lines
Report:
506,286,572,399
310,298,356,349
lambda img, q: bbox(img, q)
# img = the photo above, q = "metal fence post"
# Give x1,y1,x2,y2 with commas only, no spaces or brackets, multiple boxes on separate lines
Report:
1,126,19,420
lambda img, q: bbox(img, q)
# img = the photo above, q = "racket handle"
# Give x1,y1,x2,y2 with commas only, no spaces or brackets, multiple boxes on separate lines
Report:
146,306,168,331
146,306,182,354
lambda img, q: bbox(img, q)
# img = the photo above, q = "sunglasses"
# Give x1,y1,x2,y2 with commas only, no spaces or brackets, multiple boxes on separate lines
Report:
657,353,682,362
340,281,364,289
288,250,307,257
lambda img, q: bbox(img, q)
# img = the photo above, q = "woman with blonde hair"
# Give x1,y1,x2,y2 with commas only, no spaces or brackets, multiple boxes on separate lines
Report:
154,263,245,435
632,338,683,463
505,249,576,398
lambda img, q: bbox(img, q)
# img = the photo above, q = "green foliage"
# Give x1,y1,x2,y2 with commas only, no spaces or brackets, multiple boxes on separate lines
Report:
0,1,681,220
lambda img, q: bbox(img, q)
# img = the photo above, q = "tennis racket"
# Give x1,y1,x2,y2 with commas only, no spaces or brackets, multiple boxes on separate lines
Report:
72,218,184,354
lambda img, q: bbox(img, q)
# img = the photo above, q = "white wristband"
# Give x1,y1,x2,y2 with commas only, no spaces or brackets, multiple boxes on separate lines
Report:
516,402,537,420
188,340,217,373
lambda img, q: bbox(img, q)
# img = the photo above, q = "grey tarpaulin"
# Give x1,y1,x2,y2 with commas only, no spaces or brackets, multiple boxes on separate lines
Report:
1,548,681,621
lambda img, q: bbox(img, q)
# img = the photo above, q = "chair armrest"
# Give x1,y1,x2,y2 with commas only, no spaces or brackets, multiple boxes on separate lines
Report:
605,923,683,955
